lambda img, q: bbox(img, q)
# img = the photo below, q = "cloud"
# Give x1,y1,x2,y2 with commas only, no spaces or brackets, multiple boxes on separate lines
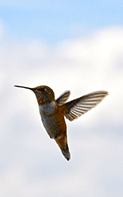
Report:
0,26,123,197
0,20,4,40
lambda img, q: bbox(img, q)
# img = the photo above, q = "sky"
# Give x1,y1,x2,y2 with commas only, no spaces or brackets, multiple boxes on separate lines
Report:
0,1,123,197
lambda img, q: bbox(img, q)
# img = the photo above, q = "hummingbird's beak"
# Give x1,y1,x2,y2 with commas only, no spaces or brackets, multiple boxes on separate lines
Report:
14,85,33,91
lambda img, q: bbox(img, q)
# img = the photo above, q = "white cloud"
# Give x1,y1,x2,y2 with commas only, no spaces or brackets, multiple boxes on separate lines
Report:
0,26,123,197
0,20,4,40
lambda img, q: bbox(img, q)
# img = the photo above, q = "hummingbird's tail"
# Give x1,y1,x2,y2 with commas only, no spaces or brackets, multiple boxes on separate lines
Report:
55,135,70,161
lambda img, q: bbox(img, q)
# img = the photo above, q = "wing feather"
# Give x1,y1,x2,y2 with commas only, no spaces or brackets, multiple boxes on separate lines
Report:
64,91,108,121
56,91,70,106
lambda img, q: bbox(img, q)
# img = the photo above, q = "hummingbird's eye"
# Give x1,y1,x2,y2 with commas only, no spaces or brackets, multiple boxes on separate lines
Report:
39,87,46,92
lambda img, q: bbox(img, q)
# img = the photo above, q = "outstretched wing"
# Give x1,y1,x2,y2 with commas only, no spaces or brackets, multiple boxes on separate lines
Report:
56,91,70,106
64,91,108,121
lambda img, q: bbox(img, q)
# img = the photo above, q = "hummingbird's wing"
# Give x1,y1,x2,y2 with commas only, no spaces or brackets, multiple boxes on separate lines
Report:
64,91,108,121
56,91,70,106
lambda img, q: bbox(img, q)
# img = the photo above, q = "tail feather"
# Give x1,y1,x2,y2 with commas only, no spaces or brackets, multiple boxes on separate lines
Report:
55,135,70,161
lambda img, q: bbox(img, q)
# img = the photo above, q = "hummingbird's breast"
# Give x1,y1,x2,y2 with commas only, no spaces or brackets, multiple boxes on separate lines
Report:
39,101,66,139
39,101,56,116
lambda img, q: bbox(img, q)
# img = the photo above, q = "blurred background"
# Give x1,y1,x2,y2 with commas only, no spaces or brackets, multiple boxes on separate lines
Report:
0,1,123,196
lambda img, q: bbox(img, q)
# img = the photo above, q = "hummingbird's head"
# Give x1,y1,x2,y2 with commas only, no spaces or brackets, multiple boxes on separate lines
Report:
32,85,55,105
14,85,55,105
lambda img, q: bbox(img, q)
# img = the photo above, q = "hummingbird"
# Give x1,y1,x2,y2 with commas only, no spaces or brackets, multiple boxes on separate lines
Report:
14,85,108,161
